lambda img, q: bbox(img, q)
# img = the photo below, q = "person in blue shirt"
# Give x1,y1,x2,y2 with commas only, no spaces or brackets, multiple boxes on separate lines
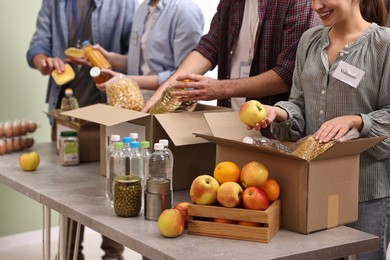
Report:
26,0,138,259
94,0,205,102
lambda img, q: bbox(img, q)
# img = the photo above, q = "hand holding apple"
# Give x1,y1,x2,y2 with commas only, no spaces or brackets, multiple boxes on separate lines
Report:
239,100,267,127
19,151,40,171
158,209,185,238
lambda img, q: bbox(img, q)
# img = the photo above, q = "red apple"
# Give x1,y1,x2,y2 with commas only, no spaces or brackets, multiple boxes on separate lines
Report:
217,181,243,208
242,186,269,210
240,161,269,188
174,202,190,225
190,175,220,205
157,209,185,238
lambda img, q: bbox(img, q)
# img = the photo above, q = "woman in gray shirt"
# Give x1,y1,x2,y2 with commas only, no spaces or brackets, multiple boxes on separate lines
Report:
253,1,390,259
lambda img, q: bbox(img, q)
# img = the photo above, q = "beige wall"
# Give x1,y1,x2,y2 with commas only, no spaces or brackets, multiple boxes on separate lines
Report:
0,0,53,236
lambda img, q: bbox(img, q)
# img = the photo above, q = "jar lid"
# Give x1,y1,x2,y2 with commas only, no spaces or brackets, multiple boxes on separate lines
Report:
60,131,77,137
89,67,101,77
114,175,141,184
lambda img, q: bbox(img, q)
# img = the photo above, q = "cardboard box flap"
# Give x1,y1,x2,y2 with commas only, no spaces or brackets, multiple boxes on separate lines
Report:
204,111,259,141
313,135,387,160
154,113,212,146
61,104,149,126
194,133,298,160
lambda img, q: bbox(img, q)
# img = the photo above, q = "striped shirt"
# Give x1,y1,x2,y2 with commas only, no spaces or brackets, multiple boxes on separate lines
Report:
272,23,390,202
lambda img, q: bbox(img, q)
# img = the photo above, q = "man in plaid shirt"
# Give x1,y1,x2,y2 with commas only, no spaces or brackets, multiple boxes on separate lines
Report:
143,0,321,137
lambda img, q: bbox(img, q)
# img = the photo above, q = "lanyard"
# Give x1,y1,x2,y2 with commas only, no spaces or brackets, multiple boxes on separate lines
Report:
72,0,95,47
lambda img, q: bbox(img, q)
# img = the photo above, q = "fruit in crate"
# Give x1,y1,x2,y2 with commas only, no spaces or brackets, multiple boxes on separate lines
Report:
190,175,220,205
216,181,243,208
174,202,190,225
213,218,237,224
239,100,267,127
240,161,269,188
213,161,240,184
158,209,185,238
238,220,260,227
19,151,40,171
262,178,280,201
242,186,270,210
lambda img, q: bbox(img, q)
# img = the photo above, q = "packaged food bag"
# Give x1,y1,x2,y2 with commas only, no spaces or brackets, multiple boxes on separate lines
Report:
106,77,144,111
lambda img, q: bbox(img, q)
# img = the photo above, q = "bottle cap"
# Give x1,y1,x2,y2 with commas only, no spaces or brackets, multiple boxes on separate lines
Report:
114,142,124,150
154,143,164,151
122,136,132,144
80,40,91,47
129,132,139,140
110,134,121,142
159,139,169,147
140,141,150,149
64,88,73,97
130,141,140,148
90,67,101,77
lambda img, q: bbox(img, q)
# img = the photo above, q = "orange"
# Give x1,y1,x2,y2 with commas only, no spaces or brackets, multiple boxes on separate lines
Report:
213,218,237,224
237,221,260,227
262,178,280,201
213,161,241,184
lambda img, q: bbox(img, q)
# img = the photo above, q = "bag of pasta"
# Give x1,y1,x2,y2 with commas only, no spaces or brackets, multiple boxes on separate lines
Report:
106,77,144,111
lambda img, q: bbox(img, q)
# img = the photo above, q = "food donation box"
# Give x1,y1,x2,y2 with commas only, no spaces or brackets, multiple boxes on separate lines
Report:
62,103,231,190
197,111,385,234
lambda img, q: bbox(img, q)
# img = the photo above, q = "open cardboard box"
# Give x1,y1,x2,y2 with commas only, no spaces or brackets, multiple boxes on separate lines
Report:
47,110,100,162
196,111,386,234
62,103,231,190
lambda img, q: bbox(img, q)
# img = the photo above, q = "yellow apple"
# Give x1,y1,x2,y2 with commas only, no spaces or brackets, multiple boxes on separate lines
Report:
239,100,267,127
240,161,269,188
158,209,185,238
190,175,220,205
19,151,40,171
216,181,243,208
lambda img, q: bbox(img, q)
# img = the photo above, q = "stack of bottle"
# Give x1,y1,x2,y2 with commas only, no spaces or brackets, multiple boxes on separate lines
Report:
105,132,174,220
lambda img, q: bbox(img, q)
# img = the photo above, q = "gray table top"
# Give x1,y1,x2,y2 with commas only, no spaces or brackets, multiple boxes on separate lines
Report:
0,142,378,260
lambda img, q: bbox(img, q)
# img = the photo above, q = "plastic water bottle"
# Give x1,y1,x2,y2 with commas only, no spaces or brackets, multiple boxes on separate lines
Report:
108,142,125,207
144,143,172,220
159,139,174,179
140,141,151,186
105,134,121,199
129,141,142,178
122,136,132,175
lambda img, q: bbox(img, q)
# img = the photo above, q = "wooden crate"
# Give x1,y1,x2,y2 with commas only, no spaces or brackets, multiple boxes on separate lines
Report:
187,200,280,243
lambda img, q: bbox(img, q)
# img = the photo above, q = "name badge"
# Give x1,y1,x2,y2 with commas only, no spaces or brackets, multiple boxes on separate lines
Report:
332,61,365,89
239,62,251,78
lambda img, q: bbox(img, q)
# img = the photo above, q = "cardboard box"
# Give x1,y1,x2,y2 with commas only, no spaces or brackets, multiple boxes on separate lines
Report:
62,103,231,190
196,111,386,234
187,200,280,243
48,110,100,162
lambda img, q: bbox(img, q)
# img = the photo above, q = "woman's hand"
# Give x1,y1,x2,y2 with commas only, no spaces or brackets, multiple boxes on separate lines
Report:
314,115,363,143
95,69,120,92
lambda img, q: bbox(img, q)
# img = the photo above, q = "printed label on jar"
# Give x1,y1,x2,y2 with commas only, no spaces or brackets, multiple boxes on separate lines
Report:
63,142,79,162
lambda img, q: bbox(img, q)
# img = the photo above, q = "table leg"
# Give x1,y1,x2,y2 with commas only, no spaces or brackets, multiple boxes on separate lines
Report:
58,214,67,260
42,205,51,260
73,222,81,260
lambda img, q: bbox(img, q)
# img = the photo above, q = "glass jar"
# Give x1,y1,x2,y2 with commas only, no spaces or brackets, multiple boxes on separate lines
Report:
114,176,142,217
59,131,79,166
